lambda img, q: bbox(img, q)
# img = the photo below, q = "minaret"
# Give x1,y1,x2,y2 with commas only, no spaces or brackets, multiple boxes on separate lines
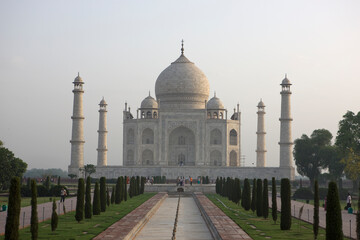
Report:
69,73,85,176
97,98,108,166
279,75,295,178
256,99,266,167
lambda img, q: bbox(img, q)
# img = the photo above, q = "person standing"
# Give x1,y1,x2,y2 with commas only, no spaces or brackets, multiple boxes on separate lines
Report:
346,193,352,209
190,176,193,186
60,187,67,203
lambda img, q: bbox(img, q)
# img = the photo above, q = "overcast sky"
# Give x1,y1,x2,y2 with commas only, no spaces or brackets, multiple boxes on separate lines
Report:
1,1,359,174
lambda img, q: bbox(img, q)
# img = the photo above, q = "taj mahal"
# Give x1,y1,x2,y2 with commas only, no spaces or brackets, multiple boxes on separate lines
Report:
68,42,295,180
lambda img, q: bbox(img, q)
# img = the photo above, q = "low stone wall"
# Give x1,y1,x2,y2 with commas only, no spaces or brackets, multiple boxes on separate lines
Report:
144,184,216,193
93,166,294,180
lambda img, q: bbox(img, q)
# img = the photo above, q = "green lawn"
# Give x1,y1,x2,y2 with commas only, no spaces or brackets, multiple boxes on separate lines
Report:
0,193,155,240
206,194,350,240
0,196,59,208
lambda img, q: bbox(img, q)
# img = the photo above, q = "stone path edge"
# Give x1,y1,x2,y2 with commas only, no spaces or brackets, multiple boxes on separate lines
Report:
193,192,221,240
93,192,167,240
125,193,167,240
193,192,253,240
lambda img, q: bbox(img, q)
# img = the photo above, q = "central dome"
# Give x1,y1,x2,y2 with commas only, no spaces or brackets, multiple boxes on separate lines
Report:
155,53,210,109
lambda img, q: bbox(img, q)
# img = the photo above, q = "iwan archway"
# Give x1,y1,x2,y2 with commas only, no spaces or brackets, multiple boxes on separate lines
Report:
168,126,195,166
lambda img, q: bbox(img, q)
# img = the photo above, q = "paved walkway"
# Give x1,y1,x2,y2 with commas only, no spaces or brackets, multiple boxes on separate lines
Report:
271,196,357,239
195,193,252,240
93,193,167,240
0,196,77,235
136,196,213,240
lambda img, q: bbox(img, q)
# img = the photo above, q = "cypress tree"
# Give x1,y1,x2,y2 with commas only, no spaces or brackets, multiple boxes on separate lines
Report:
27,177,31,188
5,177,21,240
84,176,92,219
44,176,50,191
205,176,209,184
115,177,121,204
111,186,115,204
57,176,61,186
280,178,291,230
93,182,101,215
313,180,319,239
119,176,124,202
251,178,257,213
221,178,226,196
75,178,85,222
100,177,106,212
124,176,128,201
136,176,140,196
263,179,269,219
215,177,219,194
30,179,38,240
326,181,343,240
272,177,278,224
256,179,263,217
243,178,251,211
106,187,110,206
51,199,58,231
235,178,241,204
141,177,145,194
357,183,360,240
219,177,223,196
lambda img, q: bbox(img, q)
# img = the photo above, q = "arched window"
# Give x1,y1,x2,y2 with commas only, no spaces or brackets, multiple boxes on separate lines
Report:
230,150,237,166
230,129,237,145
127,150,134,165
219,112,223,119
207,112,211,119
214,112,218,119
178,136,185,145
142,128,154,144
127,129,135,144
210,150,222,166
153,111,158,119
141,111,145,119
146,111,152,118
142,149,154,165
210,129,222,145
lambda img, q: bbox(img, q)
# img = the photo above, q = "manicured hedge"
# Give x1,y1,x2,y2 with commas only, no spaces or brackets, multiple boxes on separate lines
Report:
292,187,313,199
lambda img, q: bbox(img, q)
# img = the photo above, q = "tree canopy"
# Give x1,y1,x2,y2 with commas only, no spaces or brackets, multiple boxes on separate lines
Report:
294,129,334,188
83,164,96,179
335,111,360,185
0,144,27,190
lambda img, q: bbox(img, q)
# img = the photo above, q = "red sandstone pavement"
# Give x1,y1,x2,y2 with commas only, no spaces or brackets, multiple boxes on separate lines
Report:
194,192,252,240
0,196,77,235
93,193,167,240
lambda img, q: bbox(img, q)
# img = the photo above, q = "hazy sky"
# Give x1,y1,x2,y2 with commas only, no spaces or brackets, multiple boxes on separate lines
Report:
1,1,359,174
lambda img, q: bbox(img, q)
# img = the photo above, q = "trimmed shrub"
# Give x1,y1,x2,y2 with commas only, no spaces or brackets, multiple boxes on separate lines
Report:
75,178,85,222
263,179,269,219
292,187,314,200
106,187,110,206
30,180,38,240
93,182,101,215
43,176,50,190
272,177,278,224
124,176,128,201
111,186,115,204
115,177,121,204
84,176,92,219
37,185,48,197
51,199,58,231
313,180,319,240
140,177,145,194
119,176,124,202
21,185,31,197
280,178,291,230
251,179,257,213
219,177,223,196
5,177,21,240
242,178,251,211
256,179,263,217
136,176,140,196
100,177,106,212
318,188,328,200
326,181,343,240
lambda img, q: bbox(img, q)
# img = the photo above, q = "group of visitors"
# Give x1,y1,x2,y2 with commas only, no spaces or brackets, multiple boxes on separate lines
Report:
176,176,193,186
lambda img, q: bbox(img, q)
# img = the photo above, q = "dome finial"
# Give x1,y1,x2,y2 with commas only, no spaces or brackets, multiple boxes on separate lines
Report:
78,72,80,77
285,73,287,78
149,90,151,96
214,91,216,97
181,39,184,55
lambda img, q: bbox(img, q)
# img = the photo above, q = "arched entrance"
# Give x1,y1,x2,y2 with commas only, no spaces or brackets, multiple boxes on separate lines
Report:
168,126,195,166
